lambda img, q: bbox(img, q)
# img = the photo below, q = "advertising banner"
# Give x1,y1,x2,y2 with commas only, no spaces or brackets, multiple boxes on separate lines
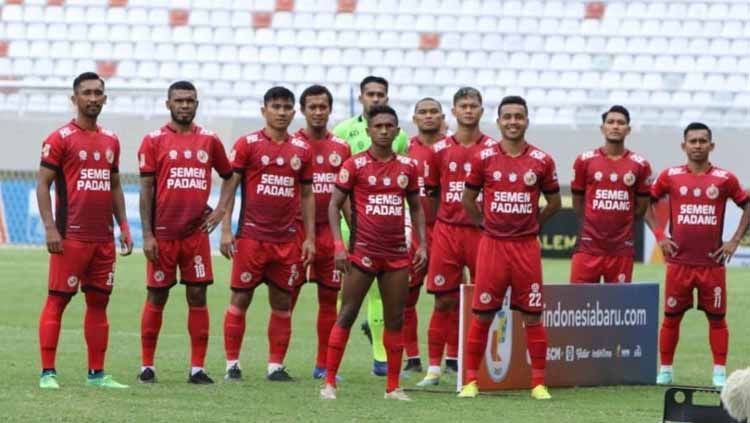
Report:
458,283,659,390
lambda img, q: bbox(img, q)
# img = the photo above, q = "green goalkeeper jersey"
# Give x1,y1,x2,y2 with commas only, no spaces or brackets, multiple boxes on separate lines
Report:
332,115,409,155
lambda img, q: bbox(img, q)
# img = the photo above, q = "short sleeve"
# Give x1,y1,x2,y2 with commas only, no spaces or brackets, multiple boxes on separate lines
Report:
111,139,120,173
570,155,586,194
210,137,233,179
636,161,653,196
299,148,313,184
335,157,356,192
40,132,64,170
137,135,157,175
650,170,670,201
727,173,749,207
464,151,485,190
231,137,249,173
540,156,560,194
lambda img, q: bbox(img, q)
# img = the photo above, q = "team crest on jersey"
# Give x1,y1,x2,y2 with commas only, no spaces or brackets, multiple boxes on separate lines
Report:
449,161,457,172
105,148,114,164
594,171,603,181
78,150,87,161
706,185,719,200
290,155,301,171
329,152,342,167
609,173,618,183
93,151,101,161
667,296,677,308
139,153,146,168
184,150,193,160
434,274,446,286
531,283,540,293
493,171,502,181
480,292,492,304
197,150,209,164
508,172,517,183
397,174,409,189
276,156,285,166
66,275,79,287
338,168,350,184
383,177,392,187
623,171,636,186
261,155,270,165
524,170,537,186
368,175,377,185
693,188,702,198
154,271,165,282
679,186,688,196
463,162,471,174
240,272,252,283
194,256,203,264
361,256,373,267
617,273,626,282
316,155,324,165
42,143,51,158
169,150,178,160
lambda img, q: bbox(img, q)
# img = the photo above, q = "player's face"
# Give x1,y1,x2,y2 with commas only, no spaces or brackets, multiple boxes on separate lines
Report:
359,83,388,115
367,113,398,150
302,93,331,131
412,100,443,133
72,79,106,119
682,129,714,163
451,96,483,127
167,89,198,126
262,97,295,131
601,112,630,143
497,104,528,142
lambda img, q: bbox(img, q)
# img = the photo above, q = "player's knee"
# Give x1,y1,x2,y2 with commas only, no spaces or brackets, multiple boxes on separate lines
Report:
473,310,494,322
185,286,207,307
230,290,253,310
707,314,727,329
269,291,292,311
662,313,684,328
522,312,542,325
147,288,169,306
336,306,358,328
383,312,403,331
84,290,109,309
435,292,459,311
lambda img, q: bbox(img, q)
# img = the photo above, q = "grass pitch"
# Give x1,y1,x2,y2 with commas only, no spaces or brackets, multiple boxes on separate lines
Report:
2,247,748,422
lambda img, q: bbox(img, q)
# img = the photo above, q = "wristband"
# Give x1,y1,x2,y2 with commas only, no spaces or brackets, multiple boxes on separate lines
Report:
653,228,666,242
334,240,346,255
119,220,130,234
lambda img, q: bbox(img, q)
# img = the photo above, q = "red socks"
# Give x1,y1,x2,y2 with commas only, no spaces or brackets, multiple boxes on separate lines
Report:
325,324,351,387
140,301,164,367
427,309,450,366
39,295,70,370
83,291,110,371
188,306,209,368
316,287,338,369
708,317,728,366
223,305,246,361
268,309,292,364
403,306,419,358
659,314,683,366
464,317,491,383
445,308,460,360
525,321,547,387
383,329,403,392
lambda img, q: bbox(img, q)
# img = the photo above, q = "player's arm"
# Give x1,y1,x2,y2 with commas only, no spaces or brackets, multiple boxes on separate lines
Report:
461,186,483,228
539,191,562,227
406,191,427,272
300,183,316,268
36,166,62,254
711,202,750,264
111,172,133,256
217,173,240,259
341,197,353,227
328,186,350,273
571,193,584,227
139,175,157,261
202,138,234,232
634,195,649,218
644,172,678,257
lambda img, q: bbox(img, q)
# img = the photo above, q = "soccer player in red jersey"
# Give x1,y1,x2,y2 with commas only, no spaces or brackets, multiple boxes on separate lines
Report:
647,122,749,388
293,85,352,380
401,97,443,376
320,105,427,401
460,96,561,400
215,86,315,382
417,87,496,387
570,105,652,283
36,72,133,389
136,81,232,384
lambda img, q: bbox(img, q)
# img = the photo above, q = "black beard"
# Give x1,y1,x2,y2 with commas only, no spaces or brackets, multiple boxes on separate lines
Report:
171,110,194,126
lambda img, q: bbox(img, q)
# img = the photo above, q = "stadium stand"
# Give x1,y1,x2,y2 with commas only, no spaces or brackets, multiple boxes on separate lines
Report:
0,0,747,125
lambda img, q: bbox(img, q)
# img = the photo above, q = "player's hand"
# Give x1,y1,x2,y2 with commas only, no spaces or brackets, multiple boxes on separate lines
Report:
220,230,236,259
119,229,133,256
412,245,428,274
710,240,740,264
143,233,158,262
334,250,350,274
301,238,315,268
201,207,224,233
45,226,63,254
658,238,679,258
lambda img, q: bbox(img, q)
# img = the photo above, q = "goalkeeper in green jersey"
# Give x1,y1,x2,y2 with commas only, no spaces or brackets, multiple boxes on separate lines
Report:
332,76,408,375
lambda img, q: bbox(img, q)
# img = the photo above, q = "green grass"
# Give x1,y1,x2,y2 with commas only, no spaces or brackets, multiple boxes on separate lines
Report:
2,247,749,422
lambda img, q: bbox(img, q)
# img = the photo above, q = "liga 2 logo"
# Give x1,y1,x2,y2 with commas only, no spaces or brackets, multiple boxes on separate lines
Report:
484,289,514,383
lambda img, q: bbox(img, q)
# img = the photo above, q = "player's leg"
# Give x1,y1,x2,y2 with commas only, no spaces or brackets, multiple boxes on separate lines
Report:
180,232,214,384
402,284,422,374
521,311,549,400
569,252,603,284
379,266,411,400
266,281,294,381
366,284,387,374
658,263,693,384
697,266,728,387
314,284,339,378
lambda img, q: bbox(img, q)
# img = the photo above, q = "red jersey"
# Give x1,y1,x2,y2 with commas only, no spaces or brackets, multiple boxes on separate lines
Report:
407,136,437,225
39,120,120,242
335,150,420,258
295,129,351,225
466,142,559,240
571,148,652,257
651,165,748,267
426,134,495,226
138,124,232,240
231,130,313,243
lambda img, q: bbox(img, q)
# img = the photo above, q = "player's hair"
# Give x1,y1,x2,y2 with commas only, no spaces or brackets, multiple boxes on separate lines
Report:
73,72,104,92
167,80,197,99
263,86,295,105
299,84,333,109
683,122,712,141
360,75,389,93
414,97,442,113
453,87,482,105
601,105,630,124
497,95,528,116
368,104,398,123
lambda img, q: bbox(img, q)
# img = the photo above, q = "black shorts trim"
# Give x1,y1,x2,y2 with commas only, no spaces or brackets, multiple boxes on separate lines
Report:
310,281,341,292
571,188,585,195
472,306,502,315
80,285,112,296
219,172,233,180
230,286,256,293
636,191,650,197
510,304,543,315
697,306,725,320
181,279,213,286
48,289,75,298
664,307,690,317
542,188,560,195
139,172,156,177
146,283,174,292
427,286,461,295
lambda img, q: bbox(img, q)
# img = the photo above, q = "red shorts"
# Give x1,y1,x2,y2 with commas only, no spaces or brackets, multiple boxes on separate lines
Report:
426,221,480,294
408,224,434,288
146,231,213,289
306,224,340,290
473,235,543,314
665,263,726,316
231,237,302,293
349,250,410,276
48,239,116,295
569,252,633,284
